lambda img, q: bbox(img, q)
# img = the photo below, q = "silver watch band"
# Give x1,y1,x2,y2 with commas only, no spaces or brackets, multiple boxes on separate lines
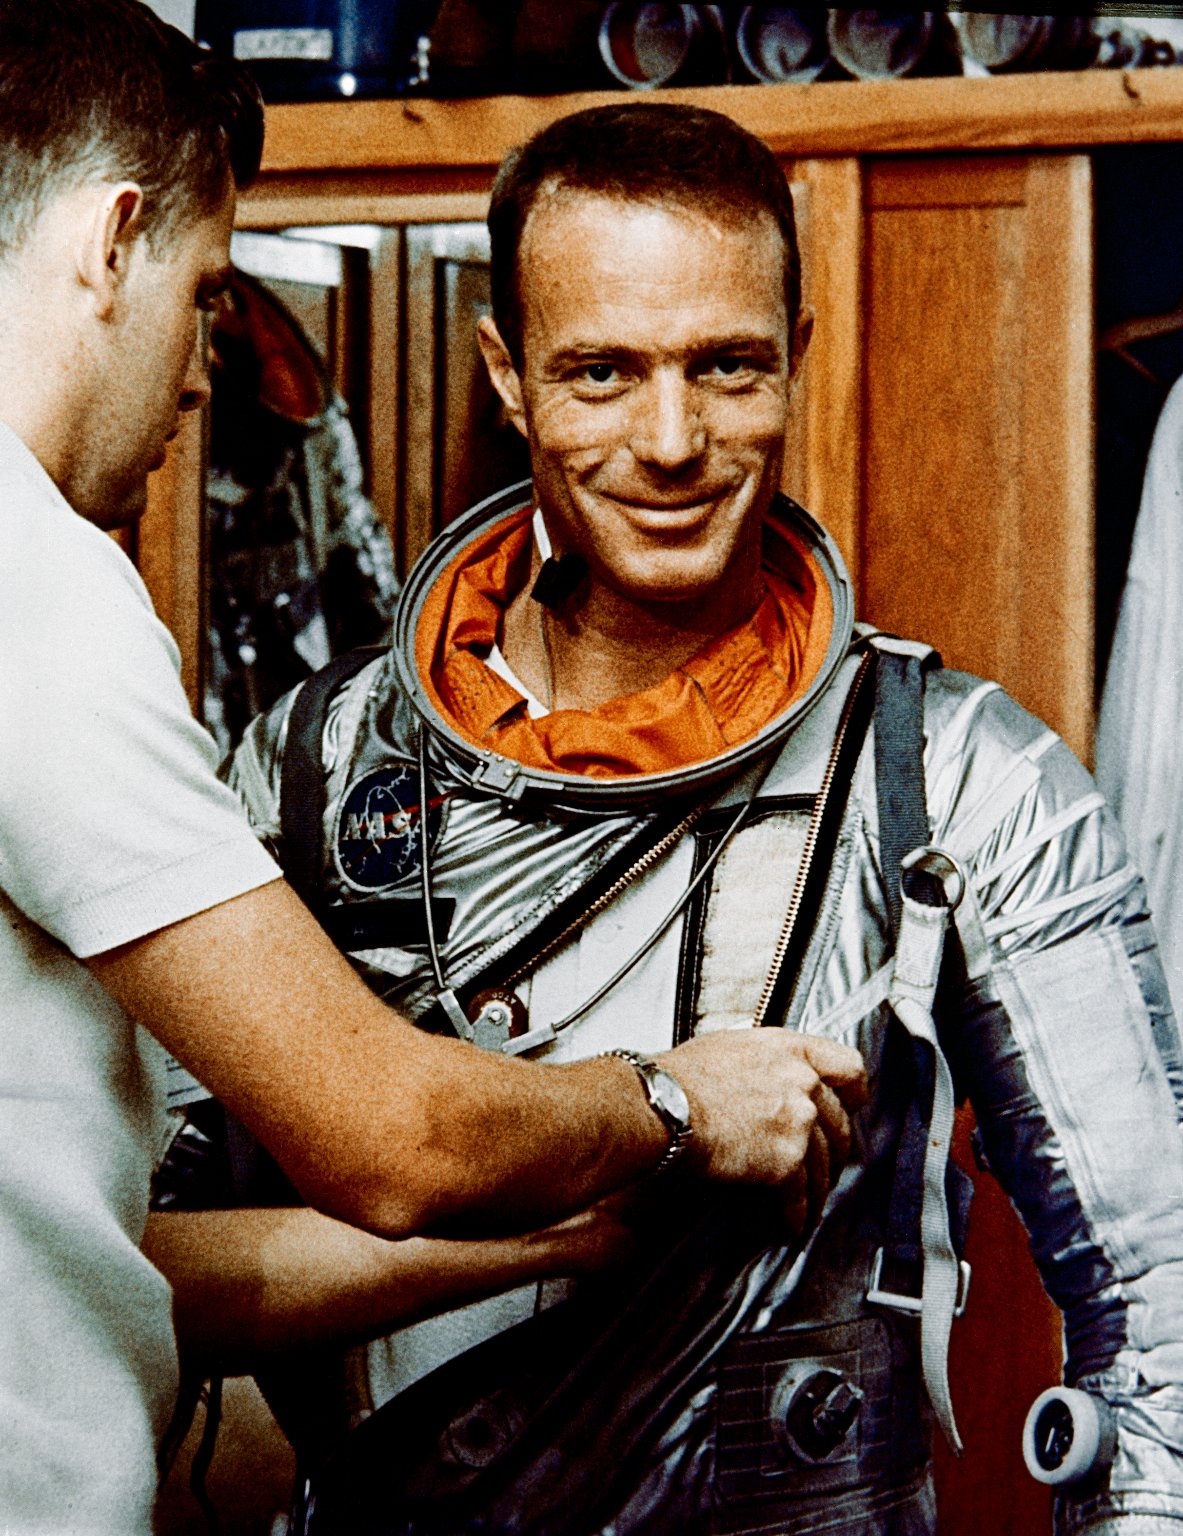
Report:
603,1047,694,1174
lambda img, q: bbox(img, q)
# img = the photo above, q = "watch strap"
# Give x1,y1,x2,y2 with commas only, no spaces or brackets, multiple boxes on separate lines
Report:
603,1047,694,1174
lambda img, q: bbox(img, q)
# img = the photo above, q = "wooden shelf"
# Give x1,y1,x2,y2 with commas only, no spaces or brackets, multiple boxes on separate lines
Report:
239,67,1183,226
257,66,1183,182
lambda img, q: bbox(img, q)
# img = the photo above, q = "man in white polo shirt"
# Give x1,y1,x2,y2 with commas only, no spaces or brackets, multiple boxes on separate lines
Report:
0,5,865,1531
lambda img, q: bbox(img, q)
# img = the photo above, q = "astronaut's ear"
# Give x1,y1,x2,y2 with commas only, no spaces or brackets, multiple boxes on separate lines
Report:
477,317,527,438
789,305,814,385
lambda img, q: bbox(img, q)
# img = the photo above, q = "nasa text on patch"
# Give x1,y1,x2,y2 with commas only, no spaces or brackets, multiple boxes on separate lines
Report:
333,761,445,891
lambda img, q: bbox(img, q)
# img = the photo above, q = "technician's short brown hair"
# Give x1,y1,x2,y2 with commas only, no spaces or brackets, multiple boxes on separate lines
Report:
0,0,264,260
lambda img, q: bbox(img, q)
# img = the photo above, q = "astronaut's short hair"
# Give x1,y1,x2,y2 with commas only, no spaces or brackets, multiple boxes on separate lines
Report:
0,0,263,262
488,102,803,367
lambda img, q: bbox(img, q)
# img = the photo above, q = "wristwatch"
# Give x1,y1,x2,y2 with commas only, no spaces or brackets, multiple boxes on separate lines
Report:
603,1048,694,1174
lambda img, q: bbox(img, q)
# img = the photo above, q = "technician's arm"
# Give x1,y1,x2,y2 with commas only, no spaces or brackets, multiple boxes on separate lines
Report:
143,1199,633,1376
90,878,866,1240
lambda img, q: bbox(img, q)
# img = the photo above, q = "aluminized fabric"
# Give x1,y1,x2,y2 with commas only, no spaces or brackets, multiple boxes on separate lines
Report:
794,669,1183,1533
227,505,1183,1533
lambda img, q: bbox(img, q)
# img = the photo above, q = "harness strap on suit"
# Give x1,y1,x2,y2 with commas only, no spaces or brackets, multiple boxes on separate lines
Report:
890,885,965,1453
279,644,385,907
873,641,968,1453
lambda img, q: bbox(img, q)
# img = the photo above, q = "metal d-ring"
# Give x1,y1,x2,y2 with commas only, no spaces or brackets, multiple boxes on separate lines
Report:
900,845,966,911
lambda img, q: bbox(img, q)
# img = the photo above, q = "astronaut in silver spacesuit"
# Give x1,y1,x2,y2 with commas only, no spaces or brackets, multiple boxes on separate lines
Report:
228,103,1183,1534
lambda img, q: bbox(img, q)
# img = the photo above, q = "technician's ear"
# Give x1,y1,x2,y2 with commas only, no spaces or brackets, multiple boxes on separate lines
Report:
477,316,528,438
77,182,145,321
789,306,814,387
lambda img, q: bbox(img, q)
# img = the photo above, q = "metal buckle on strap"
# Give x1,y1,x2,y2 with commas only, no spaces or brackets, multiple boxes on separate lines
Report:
867,1248,972,1319
900,846,966,911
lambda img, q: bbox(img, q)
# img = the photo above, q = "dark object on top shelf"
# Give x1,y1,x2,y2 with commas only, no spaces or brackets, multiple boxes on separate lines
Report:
954,12,1179,75
597,3,731,88
194,0,440,102
425,0,614,97
826,10,961,80
734,8,833,84
956,14,1099,73
514,0,617,93
415,0,517,98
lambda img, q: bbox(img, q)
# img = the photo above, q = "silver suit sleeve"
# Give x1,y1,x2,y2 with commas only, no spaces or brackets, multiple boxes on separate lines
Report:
928,672,1183,1533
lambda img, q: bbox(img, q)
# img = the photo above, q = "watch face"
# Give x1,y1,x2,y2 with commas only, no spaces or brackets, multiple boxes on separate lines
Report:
650,1066,692,1132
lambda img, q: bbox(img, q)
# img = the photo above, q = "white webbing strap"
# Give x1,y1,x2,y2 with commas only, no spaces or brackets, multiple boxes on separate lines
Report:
951,880,993,984
889,889,964,1453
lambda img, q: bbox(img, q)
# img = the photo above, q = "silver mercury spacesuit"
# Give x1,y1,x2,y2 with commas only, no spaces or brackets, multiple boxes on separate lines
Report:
227,485,1183,1535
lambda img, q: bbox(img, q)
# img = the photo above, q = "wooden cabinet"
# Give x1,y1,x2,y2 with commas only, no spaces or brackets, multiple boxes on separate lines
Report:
860,152,1094,762
142,68,1183,1535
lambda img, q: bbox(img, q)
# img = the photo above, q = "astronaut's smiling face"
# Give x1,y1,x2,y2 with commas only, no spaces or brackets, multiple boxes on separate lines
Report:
479,191,795,616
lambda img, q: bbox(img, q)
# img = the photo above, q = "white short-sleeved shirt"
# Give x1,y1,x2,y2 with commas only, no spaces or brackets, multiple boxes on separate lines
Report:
0,420,280,1535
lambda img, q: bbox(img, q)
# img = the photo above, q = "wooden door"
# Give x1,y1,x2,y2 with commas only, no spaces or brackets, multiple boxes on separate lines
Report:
859,152,1094,1534
402,222,532,576
782,156,864,579
860,152,1094,761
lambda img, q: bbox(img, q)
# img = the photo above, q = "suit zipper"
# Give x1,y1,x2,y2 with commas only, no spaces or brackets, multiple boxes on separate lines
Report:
492,803,709,998
752,650,874,1026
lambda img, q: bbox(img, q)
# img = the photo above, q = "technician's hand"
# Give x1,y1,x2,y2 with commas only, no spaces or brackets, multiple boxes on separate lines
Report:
656,1031,867,1226
525,1190,642,1277
782,1112,844,1242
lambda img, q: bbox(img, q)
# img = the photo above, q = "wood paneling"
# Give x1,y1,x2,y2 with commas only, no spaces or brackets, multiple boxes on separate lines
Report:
401,225,530,574
369,229,404,544
238,180,489,231
257,69,1183,184
137,408,206,712
1018,157,1095,765
402,225,437,577
860,153,1093,762
783,156,864,582
868,156,1029,209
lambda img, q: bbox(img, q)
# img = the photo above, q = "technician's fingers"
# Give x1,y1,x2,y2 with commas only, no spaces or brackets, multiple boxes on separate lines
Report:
655,1029,867,1188
804,1118,831,1228
782,1162,809,1242
812,1079,852,1172
802,1037,870,1110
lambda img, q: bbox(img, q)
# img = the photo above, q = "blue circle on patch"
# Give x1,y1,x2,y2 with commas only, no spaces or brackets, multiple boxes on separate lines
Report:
333,762,444,890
